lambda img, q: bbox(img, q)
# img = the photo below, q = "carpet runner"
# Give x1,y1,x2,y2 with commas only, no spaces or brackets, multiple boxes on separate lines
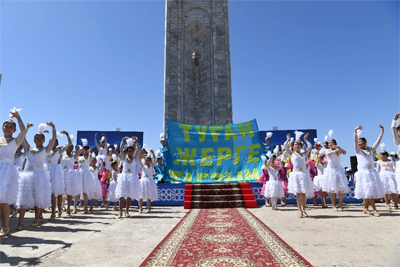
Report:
184,183,257,209
140,208,312,267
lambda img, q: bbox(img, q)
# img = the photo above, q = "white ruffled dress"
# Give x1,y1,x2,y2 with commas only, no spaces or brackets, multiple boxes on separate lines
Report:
354,148,384,199
14,153,25,172
45,149,65,196
16,147,51,209
96,147,110,170
78,156,96,194
61,154,82,196
264,167,284,198
107,170,118,202
377,160,398,194
89,166,102,199
313,162,325,191
287,153,315,198
115,157,142,199
0,139,20,205
396,161,400,193
321,151,350,194
140,162,158,201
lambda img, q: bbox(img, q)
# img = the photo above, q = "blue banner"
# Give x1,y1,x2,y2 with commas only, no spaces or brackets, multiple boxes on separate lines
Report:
165,119,264,183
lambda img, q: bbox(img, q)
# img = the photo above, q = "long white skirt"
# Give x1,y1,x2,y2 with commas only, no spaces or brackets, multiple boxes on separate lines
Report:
322,167,350,194
288,170,315,198
313,174,324,191
0,162,20,205
264,178,285,198
395,163,400,193
354,169,385,199
79,169,95,194
16,170,51,209
107,181,118,202
140,177,158,201
46,163,65,196
115,172,141,199
63,169,82,196
89,177,102,200
379,171,398,194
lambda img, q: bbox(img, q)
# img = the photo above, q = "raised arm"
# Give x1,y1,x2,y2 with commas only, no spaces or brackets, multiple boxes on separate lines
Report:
10,110,29,146
119,137,128,160
283,133,292,156
45,122,57,154
139,149,145,168
391,113,400,146
371,125,384,152
354,126,362,153
74,146,83,160
59,131,72,154
133,136,141,161
304,133,312,156
94,133,100,150
103,134,108,149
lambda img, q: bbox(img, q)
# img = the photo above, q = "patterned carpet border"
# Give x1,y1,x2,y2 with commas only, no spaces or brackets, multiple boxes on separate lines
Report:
240,208,313,266
139,209,200,267
140,208,312,267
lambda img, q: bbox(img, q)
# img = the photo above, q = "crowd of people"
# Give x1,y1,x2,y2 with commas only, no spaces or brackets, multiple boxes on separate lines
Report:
0,109,166,237
260,113,400,218
1,108,400,236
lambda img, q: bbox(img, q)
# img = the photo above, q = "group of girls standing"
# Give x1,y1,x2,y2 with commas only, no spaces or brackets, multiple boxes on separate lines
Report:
0,109,159,237
261,113,400,218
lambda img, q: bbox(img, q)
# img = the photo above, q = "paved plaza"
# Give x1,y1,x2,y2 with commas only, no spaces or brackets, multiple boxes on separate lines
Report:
1,203,399,266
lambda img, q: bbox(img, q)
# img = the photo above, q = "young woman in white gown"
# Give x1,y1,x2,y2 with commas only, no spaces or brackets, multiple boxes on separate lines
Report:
353,125,385,217
17,122,57,230
284,131,314,218
61,141,82,215
115,137,141,218
390,113,400,194
77,139,96,214
139,149,158,213
321,132,350,212
46,131,71,220
376,144,398,209
0,109,29,237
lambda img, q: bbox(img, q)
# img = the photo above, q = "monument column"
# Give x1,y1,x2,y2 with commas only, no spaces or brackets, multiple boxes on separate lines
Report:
164,0,233,127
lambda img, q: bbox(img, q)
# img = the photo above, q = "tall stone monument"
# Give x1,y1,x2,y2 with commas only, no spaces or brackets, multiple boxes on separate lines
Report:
164,0,233,127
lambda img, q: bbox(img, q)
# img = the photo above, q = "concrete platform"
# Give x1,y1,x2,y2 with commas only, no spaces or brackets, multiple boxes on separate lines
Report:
0,203,399,266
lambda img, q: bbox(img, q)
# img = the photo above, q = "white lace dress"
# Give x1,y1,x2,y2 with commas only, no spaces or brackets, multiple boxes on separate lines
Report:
0,138,20,204
16,147,51,209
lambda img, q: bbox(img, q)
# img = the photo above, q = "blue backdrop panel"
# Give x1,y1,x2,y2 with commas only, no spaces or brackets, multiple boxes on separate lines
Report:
259,129,318,148
76,131,144,150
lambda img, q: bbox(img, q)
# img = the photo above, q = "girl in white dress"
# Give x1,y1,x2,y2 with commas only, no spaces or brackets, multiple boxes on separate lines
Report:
390,113,400,194
14,144,26,171
115,137,141,218
354,125,385,217
284,131,314,218
105,161,119,211
77,139,95,214
17,122,57,230
0,109,29,237
139,149,158,213
89,157,102,210
376,144,398,209
46,131,71,220
313,155,328,208
263,151,285,210
320,131,350,212
61,141,82,215
94,133,110,170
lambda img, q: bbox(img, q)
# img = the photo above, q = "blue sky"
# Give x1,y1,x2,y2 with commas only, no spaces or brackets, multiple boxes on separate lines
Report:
1,1,399,166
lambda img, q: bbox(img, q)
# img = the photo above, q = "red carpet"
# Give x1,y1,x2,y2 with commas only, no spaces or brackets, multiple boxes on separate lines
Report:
140,208,312,266
184,183,257,209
